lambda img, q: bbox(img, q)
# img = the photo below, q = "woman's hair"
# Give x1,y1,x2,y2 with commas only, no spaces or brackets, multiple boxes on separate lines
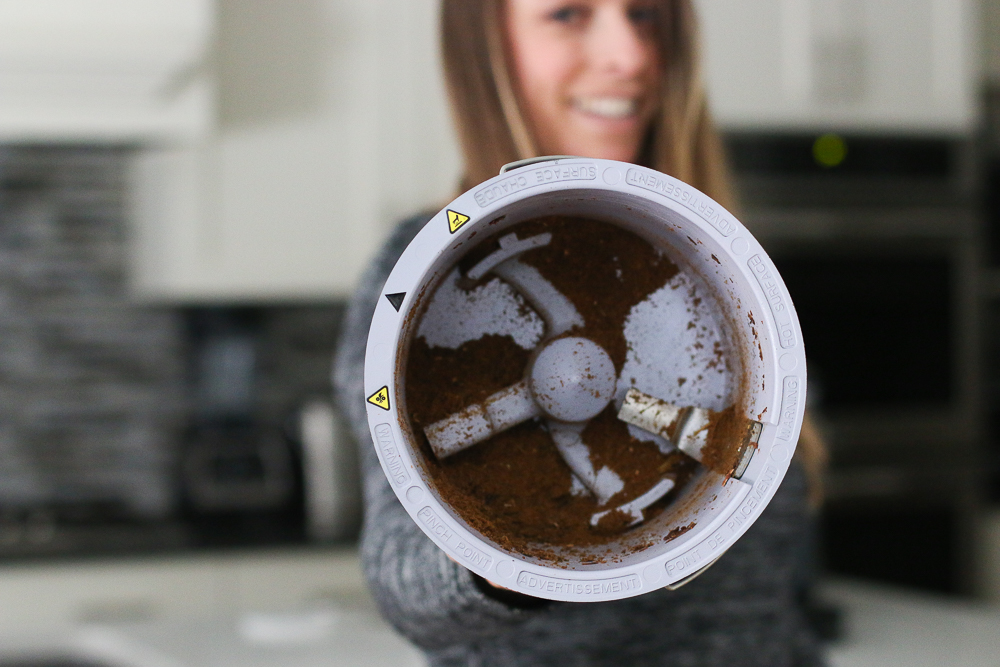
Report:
440,0,734,209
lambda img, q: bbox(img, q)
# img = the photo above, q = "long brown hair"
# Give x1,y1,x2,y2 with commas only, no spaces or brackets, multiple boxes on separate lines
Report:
439,0,824,504
440,0,734,209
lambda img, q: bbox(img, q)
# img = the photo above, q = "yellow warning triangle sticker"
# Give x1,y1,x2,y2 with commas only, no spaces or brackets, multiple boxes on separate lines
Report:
447,210,470,234
367,386,390,411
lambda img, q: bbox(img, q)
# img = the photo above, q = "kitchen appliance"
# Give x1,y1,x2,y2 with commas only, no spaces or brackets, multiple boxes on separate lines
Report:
363,157,807,602
724,129,980,594
180,309,301,546
299,399,360,542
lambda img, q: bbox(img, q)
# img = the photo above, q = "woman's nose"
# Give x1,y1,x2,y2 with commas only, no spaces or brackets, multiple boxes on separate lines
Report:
587,4,655,78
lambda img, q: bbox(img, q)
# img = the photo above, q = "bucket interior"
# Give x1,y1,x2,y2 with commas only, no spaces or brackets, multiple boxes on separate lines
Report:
396,189,772,569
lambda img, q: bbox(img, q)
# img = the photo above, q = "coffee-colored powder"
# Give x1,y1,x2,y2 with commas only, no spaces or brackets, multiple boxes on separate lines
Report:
593,508,634,535
405,334,530,428
581,405,694,507
407,333,699,555
404,216,731,559
512,215,679,370
664,521,697,542
700,405,752,477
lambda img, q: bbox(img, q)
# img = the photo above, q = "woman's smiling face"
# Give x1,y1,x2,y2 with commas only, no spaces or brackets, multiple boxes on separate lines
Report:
504,0,662,163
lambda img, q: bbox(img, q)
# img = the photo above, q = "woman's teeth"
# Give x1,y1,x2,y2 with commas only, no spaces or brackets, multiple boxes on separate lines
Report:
572,97,638,119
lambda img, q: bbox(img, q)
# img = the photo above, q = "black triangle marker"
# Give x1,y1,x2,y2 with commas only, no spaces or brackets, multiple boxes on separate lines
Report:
385,292,406,312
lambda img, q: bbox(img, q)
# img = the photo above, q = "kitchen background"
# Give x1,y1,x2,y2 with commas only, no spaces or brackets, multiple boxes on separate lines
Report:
1,0,1000,664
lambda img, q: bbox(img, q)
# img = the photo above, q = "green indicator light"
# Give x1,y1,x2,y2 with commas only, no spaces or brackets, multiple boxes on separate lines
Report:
813,133,847,168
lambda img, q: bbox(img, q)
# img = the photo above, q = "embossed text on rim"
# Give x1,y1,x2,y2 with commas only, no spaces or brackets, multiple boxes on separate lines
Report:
374,423,409,485
474,164,597,207
776,377,801,442
625,168,736,237
747,255,796,349
516,572,642,597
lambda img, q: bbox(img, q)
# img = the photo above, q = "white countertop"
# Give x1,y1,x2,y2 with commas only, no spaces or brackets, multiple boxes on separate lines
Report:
823,579,1000,667
0,549,998,666
41,579,1000,667
59,603,426,667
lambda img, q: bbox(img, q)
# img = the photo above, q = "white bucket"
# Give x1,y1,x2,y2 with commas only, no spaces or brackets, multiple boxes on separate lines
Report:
363,157,806,602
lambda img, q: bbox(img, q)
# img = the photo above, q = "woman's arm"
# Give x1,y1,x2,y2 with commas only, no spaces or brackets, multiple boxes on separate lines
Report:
332,214,546,650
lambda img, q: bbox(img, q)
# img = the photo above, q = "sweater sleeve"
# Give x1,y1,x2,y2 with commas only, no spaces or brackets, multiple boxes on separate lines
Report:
332,214,546,651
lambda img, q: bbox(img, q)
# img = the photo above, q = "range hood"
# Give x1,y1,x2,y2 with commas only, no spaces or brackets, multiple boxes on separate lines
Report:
0,0,213,142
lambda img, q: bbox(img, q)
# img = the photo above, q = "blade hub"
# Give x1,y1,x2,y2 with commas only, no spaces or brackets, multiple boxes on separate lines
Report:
529,337,616,422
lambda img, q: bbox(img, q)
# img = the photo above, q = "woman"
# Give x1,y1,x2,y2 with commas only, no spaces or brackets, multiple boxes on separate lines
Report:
335,1,825,664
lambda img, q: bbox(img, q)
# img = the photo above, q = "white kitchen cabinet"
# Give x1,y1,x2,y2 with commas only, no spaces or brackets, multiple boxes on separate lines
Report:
130,0,460,301
0,0,213,142
695,0,979,134
129,0,982,300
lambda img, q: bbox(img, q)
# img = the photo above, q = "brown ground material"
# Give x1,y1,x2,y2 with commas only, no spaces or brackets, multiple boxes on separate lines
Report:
512,215,679,370
664,521,697,542
405,335,530,429
700,405,752,477
582,406,686,507
404,216,737,560
592,508,634,534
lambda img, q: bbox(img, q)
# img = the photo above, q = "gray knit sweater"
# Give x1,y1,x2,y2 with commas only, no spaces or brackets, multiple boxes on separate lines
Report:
333,213,824,667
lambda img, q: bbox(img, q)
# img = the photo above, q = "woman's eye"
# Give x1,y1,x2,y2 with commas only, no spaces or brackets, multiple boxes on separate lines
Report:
627,4,658,25
548,5,586,24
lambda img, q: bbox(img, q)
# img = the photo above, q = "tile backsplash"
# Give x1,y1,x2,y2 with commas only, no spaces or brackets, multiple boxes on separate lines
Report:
0,146,349,542
0,146,186,518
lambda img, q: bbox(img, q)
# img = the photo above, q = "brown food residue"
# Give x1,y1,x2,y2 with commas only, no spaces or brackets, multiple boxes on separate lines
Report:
593,508,634,535
664,521,697,542
700,405,752,477
404,216,740,561
509,215,679,370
